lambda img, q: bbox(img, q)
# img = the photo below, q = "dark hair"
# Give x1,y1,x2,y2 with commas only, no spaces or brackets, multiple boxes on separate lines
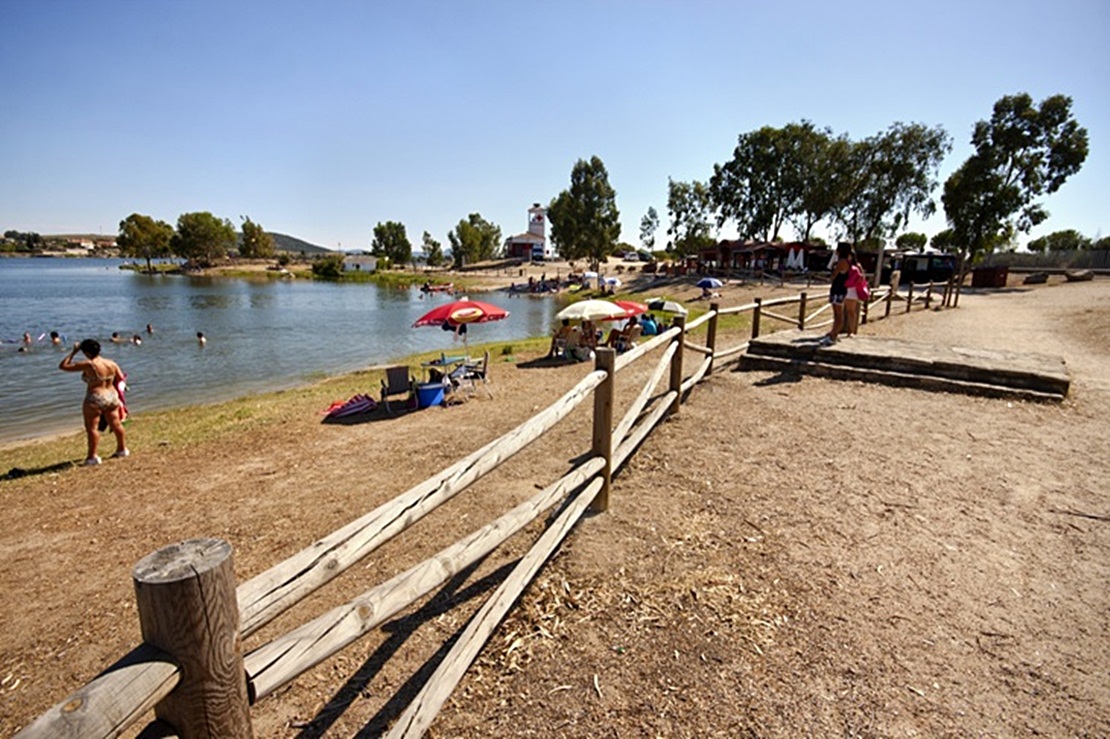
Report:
836,242,857,264
79,338,101,357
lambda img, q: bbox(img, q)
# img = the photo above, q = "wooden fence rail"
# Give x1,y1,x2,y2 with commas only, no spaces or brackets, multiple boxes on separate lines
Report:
18,278,954,739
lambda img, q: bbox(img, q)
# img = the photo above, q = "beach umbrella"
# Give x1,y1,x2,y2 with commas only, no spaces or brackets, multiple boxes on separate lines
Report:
413,297,509,353
556,299,637,322
647,297,688,315
582,270,599,279
603,276,622,287
696,277,723,289
612,300,647,317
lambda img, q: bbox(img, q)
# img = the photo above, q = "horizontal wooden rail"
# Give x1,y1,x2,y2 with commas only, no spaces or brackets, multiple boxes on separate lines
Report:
14,644,179,739
756,294,804,309
236,369,606,638
246,456,606,700
385,477,605,739
759,308,798,325
683,310,716,331
717,301,759,316
683,340,713,356
714,342,749,361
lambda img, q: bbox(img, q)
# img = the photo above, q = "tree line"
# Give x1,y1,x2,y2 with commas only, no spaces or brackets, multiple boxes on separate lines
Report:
111,212,277,273
542,92,1090,270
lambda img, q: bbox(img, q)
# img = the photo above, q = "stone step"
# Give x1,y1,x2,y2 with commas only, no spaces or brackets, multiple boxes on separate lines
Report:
740,331,1069,401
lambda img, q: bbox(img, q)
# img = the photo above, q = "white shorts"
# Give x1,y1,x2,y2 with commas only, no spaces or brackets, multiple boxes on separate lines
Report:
845,287,859,301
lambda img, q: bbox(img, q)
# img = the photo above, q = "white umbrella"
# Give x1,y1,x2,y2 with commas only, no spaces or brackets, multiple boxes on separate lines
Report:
582,270,599,279
646,297,688,315
603,276,622,287
556,299,634,322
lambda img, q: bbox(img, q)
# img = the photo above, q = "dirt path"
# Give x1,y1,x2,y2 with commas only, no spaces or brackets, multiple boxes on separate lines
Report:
1,279,1107,737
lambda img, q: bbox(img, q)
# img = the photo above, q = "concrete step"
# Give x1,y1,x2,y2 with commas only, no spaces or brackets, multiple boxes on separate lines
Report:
740,331,1069,401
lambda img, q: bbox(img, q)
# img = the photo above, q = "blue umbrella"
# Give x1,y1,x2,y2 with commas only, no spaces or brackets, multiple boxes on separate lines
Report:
696,277,723,289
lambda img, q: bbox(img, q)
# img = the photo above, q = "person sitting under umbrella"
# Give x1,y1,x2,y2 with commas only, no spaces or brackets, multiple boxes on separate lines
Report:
547,319,573,358
640,313,658,336
605,315,639,349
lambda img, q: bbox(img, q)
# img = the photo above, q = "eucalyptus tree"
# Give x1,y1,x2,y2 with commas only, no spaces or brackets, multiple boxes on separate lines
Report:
547,156,621,269
448,213,501,268
895,232,928,251
943,93,1089,260
833,122,951,244
711,124,805,241
117,213,174,272
171,212,236,266
666,178,716,257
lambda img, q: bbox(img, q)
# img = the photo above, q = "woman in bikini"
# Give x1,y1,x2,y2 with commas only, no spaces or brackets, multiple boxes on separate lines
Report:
59,339,128,466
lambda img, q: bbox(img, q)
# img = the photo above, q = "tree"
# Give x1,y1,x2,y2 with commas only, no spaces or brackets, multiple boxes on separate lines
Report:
639,206,659,251
833,122,951,243
1027,229,1091,253
447,214,501,268
171,212,236,266
547,156,621,269
942,93,1089,260
422,231,445,267
711,124,805,241
117,213,174,272
791,124,843,242
239,216,275,259
666,178,716,258
930,229,959,252
895,232,928,251
371,221,412,266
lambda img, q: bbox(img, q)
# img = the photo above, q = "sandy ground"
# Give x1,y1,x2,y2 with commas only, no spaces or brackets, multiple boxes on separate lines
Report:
1,271,1107,737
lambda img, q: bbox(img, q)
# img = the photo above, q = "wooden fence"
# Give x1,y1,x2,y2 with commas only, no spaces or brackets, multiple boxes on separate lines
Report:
16,277,952,738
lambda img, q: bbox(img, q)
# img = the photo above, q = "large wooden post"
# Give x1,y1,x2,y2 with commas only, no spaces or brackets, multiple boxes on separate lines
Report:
590,348,615,513
924,281,933,309
798,292,808,330
905,282,914,313
133,539,253,739
751,298,762,340
706,301,720,373
886,269,899,318
668,316,686,416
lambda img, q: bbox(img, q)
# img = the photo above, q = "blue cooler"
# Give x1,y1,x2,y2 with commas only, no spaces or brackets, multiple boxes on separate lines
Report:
416,381,446,409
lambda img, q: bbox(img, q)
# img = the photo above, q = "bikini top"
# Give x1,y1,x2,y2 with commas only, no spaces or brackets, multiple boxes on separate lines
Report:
83,364,115,386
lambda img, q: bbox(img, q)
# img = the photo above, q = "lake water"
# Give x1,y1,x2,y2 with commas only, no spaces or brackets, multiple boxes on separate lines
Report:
0,259,558,445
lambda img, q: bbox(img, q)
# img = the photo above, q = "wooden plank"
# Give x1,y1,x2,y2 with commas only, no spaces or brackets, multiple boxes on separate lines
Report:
614,390,676,469
383,478,605,739
714,342,749,361
683,340,713,356
613,341,677,450
14,645,179,739
680,355,712,394
717,301,759,316
236,370,606,637
683,310,715,331
245,457,605,700
759,308,798,325
613,326,678,373
132,538,252,738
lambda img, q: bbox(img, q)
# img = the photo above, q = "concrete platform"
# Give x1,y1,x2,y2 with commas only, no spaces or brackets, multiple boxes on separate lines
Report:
739,330,1070,401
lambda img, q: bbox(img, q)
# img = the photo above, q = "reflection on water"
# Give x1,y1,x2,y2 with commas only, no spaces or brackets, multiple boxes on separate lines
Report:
0,259,558,444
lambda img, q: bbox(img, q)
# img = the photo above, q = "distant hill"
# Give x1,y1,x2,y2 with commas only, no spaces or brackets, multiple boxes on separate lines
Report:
266,232,333,255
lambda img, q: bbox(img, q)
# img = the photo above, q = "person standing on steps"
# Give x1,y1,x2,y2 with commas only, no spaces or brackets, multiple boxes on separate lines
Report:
58,339,129,466
821,243,853,346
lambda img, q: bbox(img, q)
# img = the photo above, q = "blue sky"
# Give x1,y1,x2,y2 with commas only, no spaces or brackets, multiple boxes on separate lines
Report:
2,0,1107,251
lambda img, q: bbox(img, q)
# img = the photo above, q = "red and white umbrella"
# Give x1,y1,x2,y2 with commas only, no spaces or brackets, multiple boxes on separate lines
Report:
413,298,509,352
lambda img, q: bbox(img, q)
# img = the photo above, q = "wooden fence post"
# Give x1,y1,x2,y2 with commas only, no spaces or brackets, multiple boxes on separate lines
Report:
861,292,870,325
133,538,253,739
751,298,762,340
925,281,933,309
905,283,914,313
706,301,720,373
798,292,807,330
590,348,615,513
668,316,686,417
943,276,953,307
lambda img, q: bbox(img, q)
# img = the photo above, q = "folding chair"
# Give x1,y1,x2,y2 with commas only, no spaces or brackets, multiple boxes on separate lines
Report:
451,351,491,398
380,365,415,413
